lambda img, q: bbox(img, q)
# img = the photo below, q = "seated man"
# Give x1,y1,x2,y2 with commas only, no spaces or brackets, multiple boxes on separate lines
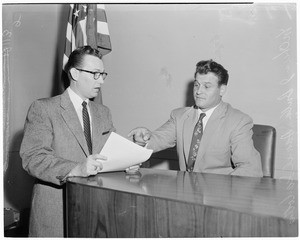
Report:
129,60,263,177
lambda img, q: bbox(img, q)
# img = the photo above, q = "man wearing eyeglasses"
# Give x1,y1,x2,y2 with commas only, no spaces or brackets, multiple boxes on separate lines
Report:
20,46,115,237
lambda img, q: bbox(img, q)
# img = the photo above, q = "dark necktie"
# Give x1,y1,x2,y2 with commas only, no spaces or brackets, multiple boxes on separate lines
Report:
82,101,92,155
187,113,206,172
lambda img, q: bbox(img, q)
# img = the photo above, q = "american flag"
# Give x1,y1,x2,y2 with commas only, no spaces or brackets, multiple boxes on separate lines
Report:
63,3,112,69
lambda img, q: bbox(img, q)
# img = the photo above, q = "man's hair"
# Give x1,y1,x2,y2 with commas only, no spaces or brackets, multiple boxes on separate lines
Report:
64,45,102,74
194,59,229,86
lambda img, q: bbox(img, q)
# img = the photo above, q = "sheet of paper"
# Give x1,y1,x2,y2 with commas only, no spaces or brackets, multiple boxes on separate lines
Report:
99,132,153,173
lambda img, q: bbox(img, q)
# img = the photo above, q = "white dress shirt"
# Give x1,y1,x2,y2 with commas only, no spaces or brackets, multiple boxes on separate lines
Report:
67,87,92,134
197,104,219,131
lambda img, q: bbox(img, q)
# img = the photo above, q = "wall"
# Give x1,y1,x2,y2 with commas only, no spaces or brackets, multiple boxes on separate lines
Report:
2,3,297,214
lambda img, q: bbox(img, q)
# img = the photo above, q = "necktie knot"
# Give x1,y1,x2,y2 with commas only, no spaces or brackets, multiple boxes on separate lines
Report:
199,113,206,121
82,101,87,108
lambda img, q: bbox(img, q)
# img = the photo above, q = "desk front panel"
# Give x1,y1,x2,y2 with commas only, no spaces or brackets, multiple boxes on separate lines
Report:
66,168,297,237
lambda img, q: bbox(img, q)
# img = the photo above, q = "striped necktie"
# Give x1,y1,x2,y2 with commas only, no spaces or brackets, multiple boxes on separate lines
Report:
187,113,206,172
82,101,92,155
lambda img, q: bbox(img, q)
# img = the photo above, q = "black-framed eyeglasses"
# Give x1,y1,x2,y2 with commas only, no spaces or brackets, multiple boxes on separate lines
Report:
76,68,108,80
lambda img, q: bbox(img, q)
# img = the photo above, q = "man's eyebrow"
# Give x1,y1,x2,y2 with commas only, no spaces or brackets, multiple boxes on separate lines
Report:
195,81,212,84
194,80,214,85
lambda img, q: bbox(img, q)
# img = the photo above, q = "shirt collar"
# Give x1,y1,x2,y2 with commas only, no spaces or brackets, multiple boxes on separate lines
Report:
67,87,89,108
195,103,220,119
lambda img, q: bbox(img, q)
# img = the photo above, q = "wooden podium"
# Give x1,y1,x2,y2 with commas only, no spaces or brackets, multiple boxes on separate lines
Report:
66,168,297,237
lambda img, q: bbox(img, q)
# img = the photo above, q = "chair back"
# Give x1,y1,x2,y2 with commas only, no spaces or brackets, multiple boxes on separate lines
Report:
252,124,276,178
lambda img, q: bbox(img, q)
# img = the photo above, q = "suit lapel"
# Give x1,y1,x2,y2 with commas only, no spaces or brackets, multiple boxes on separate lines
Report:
60,91,90,156
182,107,199,165
193,101,227,170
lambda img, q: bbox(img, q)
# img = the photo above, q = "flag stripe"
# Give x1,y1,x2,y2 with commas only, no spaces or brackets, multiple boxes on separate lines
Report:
64,39,72,58
96,8,107,22
66,22,72,42
78,18,87,45
97,21,109,35
63,54,69,70
97,34,112,50
97,4,105,10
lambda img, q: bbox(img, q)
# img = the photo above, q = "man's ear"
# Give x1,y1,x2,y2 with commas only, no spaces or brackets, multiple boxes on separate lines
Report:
69,68,79,81
220,84,227,97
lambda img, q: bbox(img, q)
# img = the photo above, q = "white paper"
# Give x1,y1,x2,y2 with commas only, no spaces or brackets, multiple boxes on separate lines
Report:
99,132,153,173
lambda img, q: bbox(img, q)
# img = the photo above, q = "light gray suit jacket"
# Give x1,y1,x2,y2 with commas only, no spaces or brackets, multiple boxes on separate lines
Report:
147,101,263,177
20,90,115,237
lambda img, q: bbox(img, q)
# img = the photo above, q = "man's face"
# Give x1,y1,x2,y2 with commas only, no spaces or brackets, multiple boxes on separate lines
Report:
193,72,226,111
71,55,105,100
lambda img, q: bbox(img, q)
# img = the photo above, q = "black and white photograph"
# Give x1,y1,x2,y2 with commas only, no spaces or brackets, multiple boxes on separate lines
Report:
2,0,298,238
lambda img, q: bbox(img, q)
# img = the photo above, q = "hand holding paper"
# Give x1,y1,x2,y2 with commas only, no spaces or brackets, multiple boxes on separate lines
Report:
99,132,153,173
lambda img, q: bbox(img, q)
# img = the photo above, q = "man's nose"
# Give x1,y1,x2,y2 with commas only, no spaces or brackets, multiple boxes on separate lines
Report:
97,76,104,84
196,85,204,94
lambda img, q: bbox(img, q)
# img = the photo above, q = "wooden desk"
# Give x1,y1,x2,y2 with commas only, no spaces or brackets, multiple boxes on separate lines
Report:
66,168,298,237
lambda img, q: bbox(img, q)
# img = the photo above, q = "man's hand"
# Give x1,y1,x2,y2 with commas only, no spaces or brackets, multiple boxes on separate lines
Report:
128,127,151,147
125,164,142,174
69,154,107,177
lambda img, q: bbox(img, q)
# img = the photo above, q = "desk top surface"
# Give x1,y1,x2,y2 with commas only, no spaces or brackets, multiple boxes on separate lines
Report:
67,168,297,222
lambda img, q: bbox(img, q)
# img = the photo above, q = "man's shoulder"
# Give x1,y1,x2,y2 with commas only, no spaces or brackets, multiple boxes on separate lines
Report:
30,94,62,108
223,102,252,122
171,106,193,116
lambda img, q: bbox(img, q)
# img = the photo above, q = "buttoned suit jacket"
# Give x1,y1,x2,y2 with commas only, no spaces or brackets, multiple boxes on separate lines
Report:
147,101,263,177
20,90,115,237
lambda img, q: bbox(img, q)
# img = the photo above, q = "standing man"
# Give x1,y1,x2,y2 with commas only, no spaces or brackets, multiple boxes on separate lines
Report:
20,46,115,237
129,60,263,177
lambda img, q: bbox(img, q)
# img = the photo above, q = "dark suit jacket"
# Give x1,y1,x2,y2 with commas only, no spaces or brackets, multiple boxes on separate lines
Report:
147,101,263,177
20,90,115,237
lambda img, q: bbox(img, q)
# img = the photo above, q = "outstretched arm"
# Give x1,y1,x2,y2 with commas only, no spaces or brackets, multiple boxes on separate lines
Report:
128,127,151,147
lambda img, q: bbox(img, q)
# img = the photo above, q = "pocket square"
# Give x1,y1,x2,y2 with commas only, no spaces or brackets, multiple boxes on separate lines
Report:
102,131,110,135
